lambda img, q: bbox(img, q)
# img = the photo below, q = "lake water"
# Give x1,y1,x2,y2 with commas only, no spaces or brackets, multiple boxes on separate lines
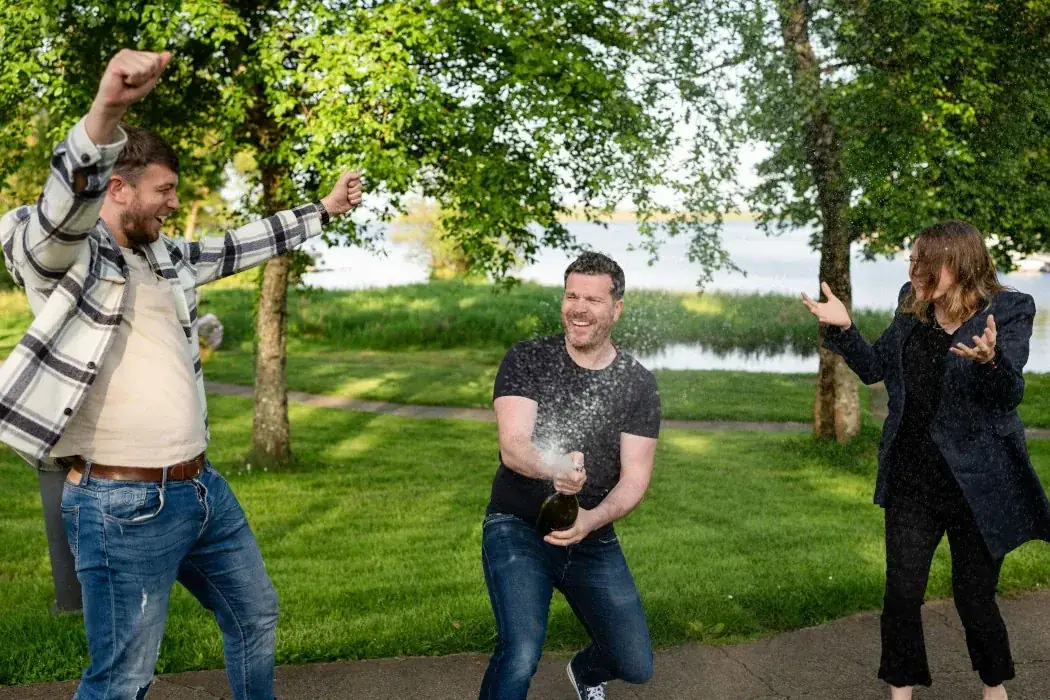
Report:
301,221,1050,372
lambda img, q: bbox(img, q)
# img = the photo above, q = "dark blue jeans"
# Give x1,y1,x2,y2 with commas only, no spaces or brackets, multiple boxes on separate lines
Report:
60,461,278,700
479,513,653,700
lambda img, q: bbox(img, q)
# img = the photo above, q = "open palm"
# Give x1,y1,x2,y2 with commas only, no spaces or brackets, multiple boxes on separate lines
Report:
801,282,852,329
950,315,997,364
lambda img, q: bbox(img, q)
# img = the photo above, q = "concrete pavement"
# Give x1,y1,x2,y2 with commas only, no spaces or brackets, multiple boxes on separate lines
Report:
6,589,1050,699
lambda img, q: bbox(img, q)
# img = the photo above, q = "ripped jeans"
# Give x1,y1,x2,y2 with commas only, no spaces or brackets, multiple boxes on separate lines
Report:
60,461,278,700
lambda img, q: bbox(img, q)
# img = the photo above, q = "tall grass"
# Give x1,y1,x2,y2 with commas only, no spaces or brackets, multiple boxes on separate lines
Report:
188,279,894,355
0,279,893,358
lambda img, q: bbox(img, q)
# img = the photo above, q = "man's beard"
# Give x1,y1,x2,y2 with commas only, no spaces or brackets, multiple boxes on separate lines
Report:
119,208,156,247
563,315,613,351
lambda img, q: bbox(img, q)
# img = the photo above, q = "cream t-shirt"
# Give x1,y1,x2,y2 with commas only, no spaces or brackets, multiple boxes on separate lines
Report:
51,248,207,466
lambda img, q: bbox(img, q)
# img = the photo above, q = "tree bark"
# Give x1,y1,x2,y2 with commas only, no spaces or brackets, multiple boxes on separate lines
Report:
184,199,202,242
779,0,860,442
251,254,292,465
249,144,294,466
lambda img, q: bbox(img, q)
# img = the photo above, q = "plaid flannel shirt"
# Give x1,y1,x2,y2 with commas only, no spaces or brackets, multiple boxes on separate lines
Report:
0,117,329,470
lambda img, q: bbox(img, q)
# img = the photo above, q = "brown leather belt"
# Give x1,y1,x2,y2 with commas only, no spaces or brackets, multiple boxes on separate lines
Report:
67,453,206,484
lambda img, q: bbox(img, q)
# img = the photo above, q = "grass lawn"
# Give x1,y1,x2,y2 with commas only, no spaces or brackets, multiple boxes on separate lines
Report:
203,348,875,424
3,396,1050,686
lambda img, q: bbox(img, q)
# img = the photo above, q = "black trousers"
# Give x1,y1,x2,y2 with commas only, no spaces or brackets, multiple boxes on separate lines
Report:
879,493,1015,688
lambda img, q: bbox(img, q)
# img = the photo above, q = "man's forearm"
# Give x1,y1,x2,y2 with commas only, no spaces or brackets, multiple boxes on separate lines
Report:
84,103,125,149
185,202,328,287
500,436,553,481
587,478,647,530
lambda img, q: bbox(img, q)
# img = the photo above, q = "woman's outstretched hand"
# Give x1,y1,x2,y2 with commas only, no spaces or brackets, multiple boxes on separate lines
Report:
801,282,853,330
950,315,997,364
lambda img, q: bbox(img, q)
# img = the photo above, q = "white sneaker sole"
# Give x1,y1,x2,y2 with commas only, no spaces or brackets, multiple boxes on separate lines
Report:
566,661,584,700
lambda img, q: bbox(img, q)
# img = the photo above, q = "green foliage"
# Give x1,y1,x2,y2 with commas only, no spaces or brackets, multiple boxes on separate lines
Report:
1,0,733,277
836,0,1050,266
0,260,12,290
242,0,723,276
0,0,237,188
659,0,1050,265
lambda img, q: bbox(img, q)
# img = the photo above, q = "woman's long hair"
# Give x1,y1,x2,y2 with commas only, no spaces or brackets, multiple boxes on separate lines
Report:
903,221,1006,323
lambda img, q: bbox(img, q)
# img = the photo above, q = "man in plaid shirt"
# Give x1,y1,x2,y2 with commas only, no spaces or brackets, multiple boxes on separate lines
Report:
0,50,362,699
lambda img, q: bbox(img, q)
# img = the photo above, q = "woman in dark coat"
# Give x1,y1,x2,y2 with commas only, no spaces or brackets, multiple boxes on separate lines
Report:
802,221,1050,700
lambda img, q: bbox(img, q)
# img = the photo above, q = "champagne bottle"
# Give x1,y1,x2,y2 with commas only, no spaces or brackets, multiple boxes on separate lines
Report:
536,490,579,535
536,453,583,535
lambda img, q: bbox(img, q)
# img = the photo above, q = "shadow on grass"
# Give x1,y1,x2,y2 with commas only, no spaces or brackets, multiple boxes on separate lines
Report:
204,348,502,410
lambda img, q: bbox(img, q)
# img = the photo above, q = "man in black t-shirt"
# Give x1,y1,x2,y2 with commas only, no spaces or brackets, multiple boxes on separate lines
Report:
479,252,661,700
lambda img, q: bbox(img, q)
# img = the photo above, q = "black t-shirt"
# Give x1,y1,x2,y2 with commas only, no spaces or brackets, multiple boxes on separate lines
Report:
486,335,662,538
889,317,966,509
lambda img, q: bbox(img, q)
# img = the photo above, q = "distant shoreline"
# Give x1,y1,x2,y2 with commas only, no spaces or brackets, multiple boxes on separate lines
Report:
395,206,757,225
556,210,757,223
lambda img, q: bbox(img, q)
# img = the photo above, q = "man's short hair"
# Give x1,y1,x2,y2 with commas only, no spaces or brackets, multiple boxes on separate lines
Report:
564,251,625,300
114,124,180,184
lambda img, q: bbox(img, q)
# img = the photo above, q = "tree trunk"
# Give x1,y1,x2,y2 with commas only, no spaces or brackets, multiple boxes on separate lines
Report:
184,199,202,242
815,242,860,443
779,0,860,442
250,159,294,467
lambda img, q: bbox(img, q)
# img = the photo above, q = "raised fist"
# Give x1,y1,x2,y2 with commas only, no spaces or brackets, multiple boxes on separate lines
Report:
321,172,364,218
94,50,172,112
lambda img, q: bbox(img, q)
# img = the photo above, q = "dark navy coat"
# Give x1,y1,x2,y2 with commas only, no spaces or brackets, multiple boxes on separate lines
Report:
825,284,1050,559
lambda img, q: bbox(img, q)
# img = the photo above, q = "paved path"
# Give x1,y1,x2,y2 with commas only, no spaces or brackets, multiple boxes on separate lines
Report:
205,381,816,433
207,381,1050,438
6,590,1050,699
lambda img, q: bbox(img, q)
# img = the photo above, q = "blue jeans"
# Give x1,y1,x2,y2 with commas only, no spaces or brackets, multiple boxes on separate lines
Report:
479,513,653,700
60,461,278,700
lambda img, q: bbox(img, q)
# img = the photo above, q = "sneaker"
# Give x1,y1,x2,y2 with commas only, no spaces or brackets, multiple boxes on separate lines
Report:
567,660,607,700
